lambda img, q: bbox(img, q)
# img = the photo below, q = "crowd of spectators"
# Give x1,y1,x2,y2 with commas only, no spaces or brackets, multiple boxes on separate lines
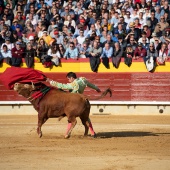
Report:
0,0,170,72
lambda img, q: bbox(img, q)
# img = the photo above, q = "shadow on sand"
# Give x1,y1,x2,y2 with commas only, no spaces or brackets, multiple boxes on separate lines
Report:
96,131,159,138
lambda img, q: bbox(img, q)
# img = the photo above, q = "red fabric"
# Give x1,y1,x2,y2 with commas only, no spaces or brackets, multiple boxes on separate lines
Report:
0,67,46,89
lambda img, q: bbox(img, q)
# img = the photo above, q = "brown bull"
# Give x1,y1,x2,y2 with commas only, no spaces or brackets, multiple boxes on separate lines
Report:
13,82,112,138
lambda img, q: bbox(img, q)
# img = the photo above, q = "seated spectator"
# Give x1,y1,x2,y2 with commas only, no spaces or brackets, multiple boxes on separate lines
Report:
158,15,169,31
53,29,64,44
154,23,163,38
53,14,64,32
141,37,150,51
157,42,169,65
86,24,101,38
1,37,14,51
41,31,53,46
133,42,147,60
126,22,141,41
10,31,18,44
25,13,38,28
25,43,36,68
11,19,23,32
0,44,12,65
144,43,158,72
89,41,102,72
14,10,25,28
28,36,37,50
64,15,76,33
47,43,61,66
22,30,29,44
63,37,70,50
64,42,79,60
123,44,134,67
11,41,24,67
36,38,48,61
58,44,66,58
100,43,113,69
142,23,151,39
76,30,86,46
15,24,23,37
26,22,37,38
47,18,57,35
112,30,119,43
2,14,11,26
112,42,123,68
72,38,81,51
79,42,91,58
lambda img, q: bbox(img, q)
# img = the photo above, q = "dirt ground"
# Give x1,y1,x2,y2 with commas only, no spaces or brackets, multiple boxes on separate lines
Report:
0,115,170,170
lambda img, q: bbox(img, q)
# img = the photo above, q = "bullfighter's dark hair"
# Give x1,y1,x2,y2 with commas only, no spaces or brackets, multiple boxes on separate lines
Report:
66,72,77,79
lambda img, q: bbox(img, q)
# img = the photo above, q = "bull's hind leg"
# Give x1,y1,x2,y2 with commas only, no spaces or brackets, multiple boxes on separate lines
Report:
80,117,89,136
65,117,77,139
86,118,96,138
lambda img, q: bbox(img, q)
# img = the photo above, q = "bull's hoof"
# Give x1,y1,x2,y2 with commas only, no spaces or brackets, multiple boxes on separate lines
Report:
39,132,42,138
64,134,70,139
91,133,97,138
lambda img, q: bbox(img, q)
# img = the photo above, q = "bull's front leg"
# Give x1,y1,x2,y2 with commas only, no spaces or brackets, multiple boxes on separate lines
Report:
37,116,48,138
65,118,77,139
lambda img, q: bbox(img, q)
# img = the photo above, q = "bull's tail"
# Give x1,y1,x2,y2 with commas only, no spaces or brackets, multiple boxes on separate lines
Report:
88,88,112,100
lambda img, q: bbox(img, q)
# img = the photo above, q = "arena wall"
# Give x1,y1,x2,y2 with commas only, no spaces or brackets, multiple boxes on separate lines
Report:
0,58,170,115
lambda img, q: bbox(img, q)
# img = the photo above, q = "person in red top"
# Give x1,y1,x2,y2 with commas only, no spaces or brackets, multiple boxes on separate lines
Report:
133,42,147,60
11,41,24,67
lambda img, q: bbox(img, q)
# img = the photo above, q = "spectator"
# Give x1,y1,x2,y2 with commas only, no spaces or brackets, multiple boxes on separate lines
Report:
155,5,165,22
123,44,134,67
101,42,113,69
36,38,48,61
53,30,64,45
1,37,14,51
112,42,123,68
63,37,70,50
10,30,18,44
89,40,102,72
133,42,147,60
58,44,66,58
76,30,86,46
11,41,24,67
147,11,158,32
25,42,36,68
41,31,52,46
64,15,76,33
0,44,12,65
64,42,79,59
2,14,11,26
48,43,61,66
79,42,90,58
11,19,23,31
157,42,169,65
157,15,169,31
144,43,158,72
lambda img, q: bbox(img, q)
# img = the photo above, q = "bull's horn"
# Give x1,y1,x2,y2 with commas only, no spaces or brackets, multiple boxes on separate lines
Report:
31,82,35,89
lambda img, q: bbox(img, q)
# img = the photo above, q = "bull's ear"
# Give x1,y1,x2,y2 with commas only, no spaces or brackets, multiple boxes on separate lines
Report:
24,84,31,88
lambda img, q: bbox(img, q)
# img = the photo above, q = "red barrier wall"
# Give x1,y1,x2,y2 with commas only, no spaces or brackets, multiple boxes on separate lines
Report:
1,72,170,101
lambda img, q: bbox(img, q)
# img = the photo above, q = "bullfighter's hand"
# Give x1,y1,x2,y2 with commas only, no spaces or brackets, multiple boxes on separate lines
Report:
96,89,101,93
46,78,51,82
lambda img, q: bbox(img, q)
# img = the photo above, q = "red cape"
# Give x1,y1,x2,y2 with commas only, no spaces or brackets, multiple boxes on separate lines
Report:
0,67,47,89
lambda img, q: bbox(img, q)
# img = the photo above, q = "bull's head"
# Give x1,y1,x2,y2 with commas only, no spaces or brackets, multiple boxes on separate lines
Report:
14,83,35,98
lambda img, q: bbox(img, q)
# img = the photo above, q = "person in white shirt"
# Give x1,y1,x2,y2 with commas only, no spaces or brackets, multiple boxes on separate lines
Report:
0,44,12,65
1,37,14,51
76,30,86,46
47,43,61,66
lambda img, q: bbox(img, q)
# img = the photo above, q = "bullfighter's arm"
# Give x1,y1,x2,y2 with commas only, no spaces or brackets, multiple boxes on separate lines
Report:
81,77,101,92
49,80,74,91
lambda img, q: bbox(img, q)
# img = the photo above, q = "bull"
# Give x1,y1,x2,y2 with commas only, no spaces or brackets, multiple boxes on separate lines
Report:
13,82,112,138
